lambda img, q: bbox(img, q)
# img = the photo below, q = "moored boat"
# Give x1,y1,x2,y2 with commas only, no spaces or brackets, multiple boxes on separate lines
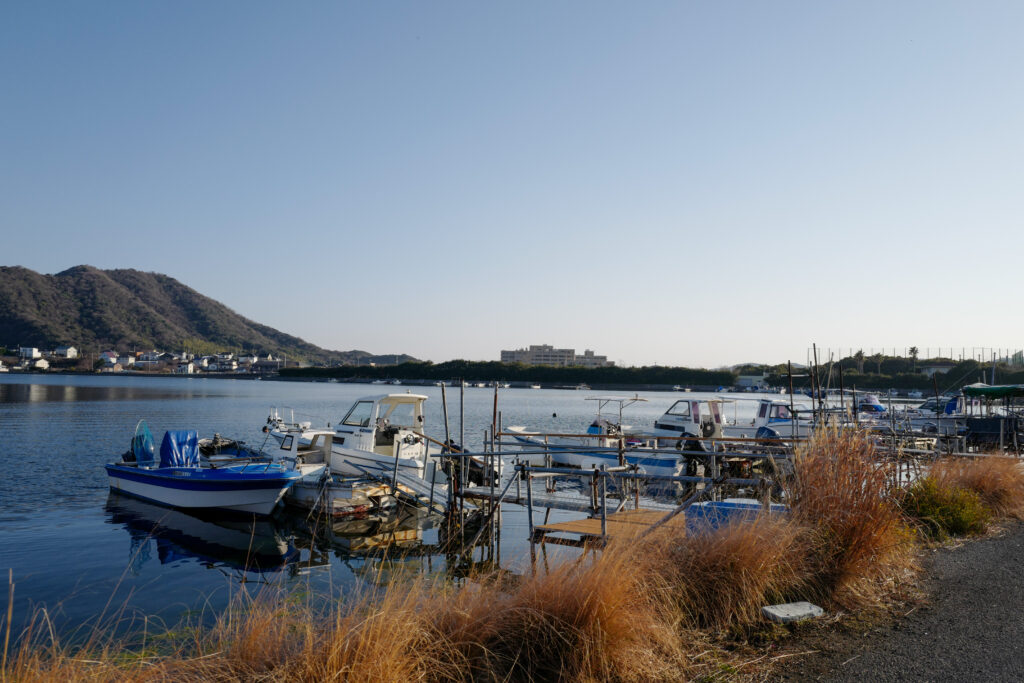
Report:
105,422,304,516
507,395,686,477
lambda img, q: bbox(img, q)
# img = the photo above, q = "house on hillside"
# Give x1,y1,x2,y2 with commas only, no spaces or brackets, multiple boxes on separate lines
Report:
32,358,49,370
19,347,40,359
174,361,195,374
99,351,119,366
117,355,136,367
54,346,78,359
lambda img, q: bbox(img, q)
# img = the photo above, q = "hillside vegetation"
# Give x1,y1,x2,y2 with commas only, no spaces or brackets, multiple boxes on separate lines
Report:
0,265,414,364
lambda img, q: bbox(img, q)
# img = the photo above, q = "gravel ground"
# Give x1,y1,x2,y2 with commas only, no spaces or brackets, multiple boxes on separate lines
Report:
775,521,1024,682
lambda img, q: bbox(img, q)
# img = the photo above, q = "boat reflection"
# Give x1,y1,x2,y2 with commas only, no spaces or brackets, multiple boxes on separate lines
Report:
106,494,504,585
105,493,299,575
286,507,503,583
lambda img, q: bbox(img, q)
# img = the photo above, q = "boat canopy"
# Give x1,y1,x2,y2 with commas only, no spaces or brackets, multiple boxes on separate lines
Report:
962,384,1024,399
160,430,200,468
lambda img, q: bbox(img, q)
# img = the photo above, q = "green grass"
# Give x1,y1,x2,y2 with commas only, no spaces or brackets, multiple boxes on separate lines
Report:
901,477,991,541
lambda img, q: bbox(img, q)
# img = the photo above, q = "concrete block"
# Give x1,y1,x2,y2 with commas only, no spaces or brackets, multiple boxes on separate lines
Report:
761,601,824,624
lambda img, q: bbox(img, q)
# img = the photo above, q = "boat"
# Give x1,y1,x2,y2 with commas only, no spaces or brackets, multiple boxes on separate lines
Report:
270,425,402,516
105,422,305,515
715,397,816,440
507,395,686,477
672,385,683,391
530,384,542,390
574,383,591,390
650,398,727,444
266,393,498,486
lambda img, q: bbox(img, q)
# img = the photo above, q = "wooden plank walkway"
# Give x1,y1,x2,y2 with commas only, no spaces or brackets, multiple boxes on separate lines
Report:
462,484,675,514
532,508,686,547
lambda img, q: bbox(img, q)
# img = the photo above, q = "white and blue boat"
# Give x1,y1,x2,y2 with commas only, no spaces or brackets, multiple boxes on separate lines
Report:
105,422,303,516
507,395,686,477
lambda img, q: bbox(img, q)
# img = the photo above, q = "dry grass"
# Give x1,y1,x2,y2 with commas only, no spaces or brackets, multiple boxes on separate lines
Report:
640,515,809,632
928,456,1024,519
788,427,918,608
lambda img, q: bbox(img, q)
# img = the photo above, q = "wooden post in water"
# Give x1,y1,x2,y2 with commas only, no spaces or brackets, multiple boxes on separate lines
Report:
441,384,453,512
525,464,535,538
600,465,607,537
838,362,845,417
788,361,796,440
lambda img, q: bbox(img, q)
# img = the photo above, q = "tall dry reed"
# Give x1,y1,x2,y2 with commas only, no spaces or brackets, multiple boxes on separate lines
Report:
788,427,917,608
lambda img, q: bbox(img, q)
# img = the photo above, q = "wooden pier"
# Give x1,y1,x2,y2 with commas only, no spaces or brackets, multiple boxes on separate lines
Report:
532,508,688,547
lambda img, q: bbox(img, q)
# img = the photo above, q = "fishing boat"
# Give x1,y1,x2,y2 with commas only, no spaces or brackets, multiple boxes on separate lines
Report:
266,393,498,486
270,425,402,516
105,422,305,515
506,395,686,477
716,397,816,440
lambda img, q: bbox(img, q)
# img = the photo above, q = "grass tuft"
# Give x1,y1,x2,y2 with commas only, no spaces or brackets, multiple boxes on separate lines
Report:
641,515,809,632
900,477,990,540
928,456,1024,519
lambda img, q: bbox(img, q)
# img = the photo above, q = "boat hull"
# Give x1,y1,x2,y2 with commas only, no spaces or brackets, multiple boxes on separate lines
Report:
105,464,300,515
510,434,683,477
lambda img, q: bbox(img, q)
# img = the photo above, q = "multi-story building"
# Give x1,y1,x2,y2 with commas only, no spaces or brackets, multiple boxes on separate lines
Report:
500,344,613,367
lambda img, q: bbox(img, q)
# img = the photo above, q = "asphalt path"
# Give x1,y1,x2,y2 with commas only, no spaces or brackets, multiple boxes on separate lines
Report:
777,522,1024,682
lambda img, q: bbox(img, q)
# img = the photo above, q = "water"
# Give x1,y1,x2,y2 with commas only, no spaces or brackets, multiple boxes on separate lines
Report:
0,374,780,637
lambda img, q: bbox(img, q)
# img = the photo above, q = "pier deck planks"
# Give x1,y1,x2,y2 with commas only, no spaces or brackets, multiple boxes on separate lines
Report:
534,508,686,545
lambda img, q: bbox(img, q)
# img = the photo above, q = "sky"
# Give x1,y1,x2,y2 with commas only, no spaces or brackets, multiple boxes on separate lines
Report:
2,2,1023,368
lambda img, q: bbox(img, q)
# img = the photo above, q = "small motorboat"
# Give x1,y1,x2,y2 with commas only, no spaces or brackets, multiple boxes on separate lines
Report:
105,422,305,516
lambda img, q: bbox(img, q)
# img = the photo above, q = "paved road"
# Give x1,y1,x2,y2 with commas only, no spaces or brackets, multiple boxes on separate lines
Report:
778,522,1024,682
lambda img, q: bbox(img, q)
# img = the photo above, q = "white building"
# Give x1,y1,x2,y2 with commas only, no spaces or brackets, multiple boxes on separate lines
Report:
32,358,49,370
54,346,78,359
19,347,41,359
500,344,614,368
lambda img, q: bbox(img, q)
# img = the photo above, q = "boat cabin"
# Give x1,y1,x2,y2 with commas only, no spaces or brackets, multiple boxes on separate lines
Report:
652,398,725,438
274,428,334,474
334,393,428,462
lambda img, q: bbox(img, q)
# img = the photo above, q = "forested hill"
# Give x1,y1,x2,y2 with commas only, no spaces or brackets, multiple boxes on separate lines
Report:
0,265,414,364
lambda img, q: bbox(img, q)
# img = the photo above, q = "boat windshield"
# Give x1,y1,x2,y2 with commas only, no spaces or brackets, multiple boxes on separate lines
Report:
665,400,691,417
383,402,417,428
342,401,375,427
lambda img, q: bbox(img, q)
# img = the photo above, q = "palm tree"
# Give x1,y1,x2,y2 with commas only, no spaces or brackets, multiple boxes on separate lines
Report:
870,353,884,374
909,346,919,372
854,349,865,373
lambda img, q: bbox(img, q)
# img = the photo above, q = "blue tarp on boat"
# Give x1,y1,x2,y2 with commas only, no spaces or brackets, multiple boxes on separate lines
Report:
159,430,200,468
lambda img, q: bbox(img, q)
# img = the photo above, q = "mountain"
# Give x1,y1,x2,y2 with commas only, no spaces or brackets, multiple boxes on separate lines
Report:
0,265,416,364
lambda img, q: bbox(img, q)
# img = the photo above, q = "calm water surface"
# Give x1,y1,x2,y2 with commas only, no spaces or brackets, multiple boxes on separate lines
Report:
0,374,778,637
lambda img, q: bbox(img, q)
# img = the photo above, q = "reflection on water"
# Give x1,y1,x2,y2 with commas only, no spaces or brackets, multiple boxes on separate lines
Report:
105,493,299,574
103,492,500,588
0,382,213,404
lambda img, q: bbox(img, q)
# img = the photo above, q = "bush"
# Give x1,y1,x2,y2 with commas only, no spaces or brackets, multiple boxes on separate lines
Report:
901,477,991,541
928,457,1024,520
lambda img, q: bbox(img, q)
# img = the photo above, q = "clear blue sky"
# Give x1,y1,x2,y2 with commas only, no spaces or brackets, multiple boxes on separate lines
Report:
3,2,1022,367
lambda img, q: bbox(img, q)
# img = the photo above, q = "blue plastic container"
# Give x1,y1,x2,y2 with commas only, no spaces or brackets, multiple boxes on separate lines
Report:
684,498,789,535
